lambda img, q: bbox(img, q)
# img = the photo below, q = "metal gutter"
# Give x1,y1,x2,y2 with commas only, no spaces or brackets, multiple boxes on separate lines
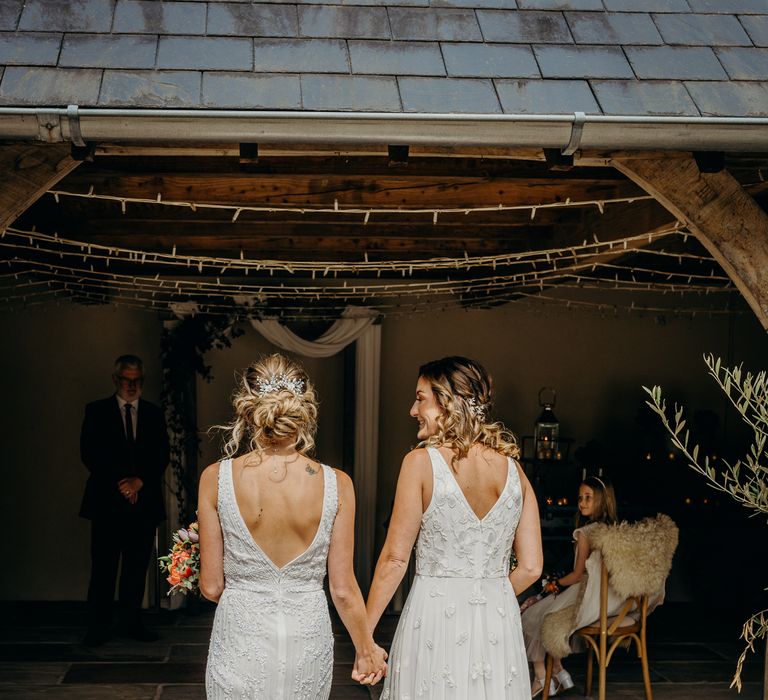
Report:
0,106,767,152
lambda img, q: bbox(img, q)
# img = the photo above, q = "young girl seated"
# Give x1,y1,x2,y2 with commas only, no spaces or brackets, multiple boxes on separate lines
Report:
521,476,618,697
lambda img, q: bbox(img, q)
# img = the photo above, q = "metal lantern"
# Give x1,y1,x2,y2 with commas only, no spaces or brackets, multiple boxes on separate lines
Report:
534,387,559,460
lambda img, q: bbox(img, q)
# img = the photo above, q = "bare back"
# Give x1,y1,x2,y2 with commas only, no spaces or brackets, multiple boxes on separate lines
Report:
434,444,511,520
231,453,326,569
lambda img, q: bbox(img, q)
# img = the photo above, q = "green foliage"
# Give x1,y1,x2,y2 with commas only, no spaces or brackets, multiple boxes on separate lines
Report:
643,354,768,691
161,315,242,522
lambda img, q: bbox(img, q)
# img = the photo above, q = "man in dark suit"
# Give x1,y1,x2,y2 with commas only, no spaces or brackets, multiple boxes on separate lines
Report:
80,354,170,646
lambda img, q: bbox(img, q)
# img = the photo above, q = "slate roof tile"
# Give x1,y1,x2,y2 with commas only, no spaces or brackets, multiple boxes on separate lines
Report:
535,45,634,79
203,72,301,108
495,78,600,113
687,0,768,14
157,36,252,70
653,13,753,47
208,4,298,38
399,76,501,112
114,1,206,35
0,1,23,31
388,8,482,41
19,0,115,33
565,12,663,45
602,0,689,11
100,69,200,106
0,32,61,66
349,40,446,76
0,66,101,105
714,47,768,81
591,80,700,116
60,34,157,69
476,10,572,44
517,0,603,9
301,74,401,110
685,80,768,116
441,43,540,78
254,39,349,73
739,15,768,46
625,46,729,80
431,0,515,7
298,6,390,39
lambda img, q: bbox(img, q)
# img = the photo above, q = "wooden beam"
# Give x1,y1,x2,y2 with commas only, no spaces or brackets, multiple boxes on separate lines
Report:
613,155,768,330
60,171,644,208
0,144,80,232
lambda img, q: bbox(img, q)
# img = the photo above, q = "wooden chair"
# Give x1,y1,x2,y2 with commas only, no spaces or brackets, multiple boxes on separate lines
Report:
540,514,678,700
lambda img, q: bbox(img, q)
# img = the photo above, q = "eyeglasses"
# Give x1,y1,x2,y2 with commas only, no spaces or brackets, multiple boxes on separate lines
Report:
116,375,144,387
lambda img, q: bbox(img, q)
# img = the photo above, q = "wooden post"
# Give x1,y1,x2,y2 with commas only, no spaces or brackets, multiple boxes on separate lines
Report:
0,144,80,231
612,156,768,331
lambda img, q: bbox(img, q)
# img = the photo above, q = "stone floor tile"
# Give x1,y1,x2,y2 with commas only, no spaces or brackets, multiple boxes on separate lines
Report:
166,644,208,662
158,685,206,699
63,662,204,685
0,686,158,699
0,662,69,685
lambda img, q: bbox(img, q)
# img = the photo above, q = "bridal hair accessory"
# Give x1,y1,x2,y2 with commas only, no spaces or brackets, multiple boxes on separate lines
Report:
466,397,488,420
255,373,305,397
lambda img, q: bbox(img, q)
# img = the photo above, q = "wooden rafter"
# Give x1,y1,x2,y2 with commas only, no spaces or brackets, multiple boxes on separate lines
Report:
613,156,768,330
0,144,80,233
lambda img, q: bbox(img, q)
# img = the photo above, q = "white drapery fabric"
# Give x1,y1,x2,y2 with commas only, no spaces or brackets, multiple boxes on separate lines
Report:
249,306,381,591
250,306,378,358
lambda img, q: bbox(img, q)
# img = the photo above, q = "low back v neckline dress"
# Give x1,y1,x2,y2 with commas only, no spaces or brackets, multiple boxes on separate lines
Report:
382,447,530,699
205,458,338,699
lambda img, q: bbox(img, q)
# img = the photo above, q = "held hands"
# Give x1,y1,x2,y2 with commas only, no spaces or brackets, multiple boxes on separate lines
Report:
118,477,144,505
351,643,388,685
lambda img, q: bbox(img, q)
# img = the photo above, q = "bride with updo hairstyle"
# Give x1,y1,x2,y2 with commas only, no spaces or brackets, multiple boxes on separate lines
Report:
221,353,319,462
198,354,387,698
365,356,543,699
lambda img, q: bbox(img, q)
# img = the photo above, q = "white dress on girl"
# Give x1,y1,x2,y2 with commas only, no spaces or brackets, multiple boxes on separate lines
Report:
382,447,530,699
521,522,628,663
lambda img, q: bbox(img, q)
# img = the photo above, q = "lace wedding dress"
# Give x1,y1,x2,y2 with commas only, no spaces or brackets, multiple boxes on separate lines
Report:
382,447,529,699
206,458,338,699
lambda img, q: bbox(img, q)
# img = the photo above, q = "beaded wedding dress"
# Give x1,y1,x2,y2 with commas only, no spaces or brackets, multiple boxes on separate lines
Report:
382,447,530,699
206,458,338,699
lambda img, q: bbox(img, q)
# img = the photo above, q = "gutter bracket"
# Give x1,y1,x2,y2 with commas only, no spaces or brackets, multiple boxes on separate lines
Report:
67,104,86,147
562,111,586,156
36,111,62,143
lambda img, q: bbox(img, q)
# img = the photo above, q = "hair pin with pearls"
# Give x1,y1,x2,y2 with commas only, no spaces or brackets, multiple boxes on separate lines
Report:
255,374,305,397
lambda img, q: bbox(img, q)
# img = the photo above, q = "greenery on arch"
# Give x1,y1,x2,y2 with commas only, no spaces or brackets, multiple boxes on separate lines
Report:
160,314,243,523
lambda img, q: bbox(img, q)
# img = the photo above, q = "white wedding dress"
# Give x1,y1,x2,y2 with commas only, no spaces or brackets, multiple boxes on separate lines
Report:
382,447,530,699
206,458,338,699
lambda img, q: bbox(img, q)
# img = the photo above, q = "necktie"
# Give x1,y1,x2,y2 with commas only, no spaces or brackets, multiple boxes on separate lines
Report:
124,404,135,445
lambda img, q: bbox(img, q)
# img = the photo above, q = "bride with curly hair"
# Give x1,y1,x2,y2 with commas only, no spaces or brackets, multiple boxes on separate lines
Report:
366,356,543,699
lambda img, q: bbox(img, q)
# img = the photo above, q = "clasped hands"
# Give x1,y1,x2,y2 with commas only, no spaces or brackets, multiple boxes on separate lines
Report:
118,477,144,505
351,643,388,685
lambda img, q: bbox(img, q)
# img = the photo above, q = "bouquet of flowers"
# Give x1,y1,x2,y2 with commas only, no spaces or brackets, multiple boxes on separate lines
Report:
158,521,200,595
540,571,564,597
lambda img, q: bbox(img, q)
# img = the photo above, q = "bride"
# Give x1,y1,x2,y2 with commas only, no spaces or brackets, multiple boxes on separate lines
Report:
198,354,387,698
366,356,543,698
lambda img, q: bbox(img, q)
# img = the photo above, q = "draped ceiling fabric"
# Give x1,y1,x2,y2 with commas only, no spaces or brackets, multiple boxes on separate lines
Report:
250,306,381,590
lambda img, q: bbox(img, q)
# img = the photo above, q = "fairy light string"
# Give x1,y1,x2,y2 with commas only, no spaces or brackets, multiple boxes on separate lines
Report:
0,188,737,319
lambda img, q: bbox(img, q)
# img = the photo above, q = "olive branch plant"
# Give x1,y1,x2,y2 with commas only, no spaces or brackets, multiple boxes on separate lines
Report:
643,353,768,692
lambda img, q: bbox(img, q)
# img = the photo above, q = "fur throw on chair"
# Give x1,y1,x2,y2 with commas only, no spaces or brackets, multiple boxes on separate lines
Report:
540,514,678,659
590,513,678,599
